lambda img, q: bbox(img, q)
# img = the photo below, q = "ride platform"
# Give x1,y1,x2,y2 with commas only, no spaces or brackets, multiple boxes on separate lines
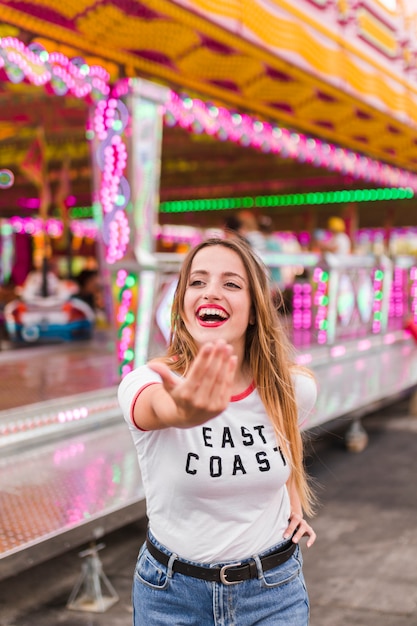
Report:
1,322,417,582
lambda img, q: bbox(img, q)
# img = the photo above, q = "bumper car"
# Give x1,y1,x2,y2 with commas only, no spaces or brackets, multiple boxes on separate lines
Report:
4,271,95,343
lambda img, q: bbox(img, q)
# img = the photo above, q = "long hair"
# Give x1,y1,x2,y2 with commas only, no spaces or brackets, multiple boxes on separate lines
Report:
162,237,315,516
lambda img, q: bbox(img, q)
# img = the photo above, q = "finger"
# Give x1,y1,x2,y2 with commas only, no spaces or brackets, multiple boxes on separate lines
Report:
284,524,299,541
222,354,238,397
204,350,237,410
208,352,238,408
205,343,236,398
293,522,315,546
283,512,303,540
305,529,317,548
148,362,179,393
190,341,233,399
186,342,217,384
291,525,305,544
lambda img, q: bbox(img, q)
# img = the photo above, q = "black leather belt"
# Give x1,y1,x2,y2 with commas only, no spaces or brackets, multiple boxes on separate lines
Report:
146,536,296,585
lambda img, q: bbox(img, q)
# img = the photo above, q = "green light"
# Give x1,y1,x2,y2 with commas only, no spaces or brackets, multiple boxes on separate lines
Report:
113,119,123,131
158,187,414,213
1,223,12,235
126,311,135,324
321,295,329,305
320,271,329,282
126,275,136,288
124,349,135,361
69,205,94,219
112,465,122,484
319,320,329,330
374,311,382,321
92,201,102,225
374,270,384,281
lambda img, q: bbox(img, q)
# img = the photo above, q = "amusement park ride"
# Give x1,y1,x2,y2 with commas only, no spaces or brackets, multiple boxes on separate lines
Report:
1,0,417,608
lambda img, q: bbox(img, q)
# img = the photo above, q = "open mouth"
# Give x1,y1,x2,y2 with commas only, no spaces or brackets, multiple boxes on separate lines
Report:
196,306,229,326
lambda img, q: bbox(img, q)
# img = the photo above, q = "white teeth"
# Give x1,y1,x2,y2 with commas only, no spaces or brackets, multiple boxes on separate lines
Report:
198,307,228,319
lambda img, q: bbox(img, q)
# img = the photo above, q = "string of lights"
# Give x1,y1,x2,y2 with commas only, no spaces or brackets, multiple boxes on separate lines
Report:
160,187,414,213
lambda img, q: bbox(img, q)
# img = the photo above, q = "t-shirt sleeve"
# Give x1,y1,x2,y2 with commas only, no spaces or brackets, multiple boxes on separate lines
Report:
293,372,317,429
117,365,162,428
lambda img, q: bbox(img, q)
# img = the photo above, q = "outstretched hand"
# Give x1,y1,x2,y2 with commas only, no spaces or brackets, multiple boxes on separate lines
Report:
148,340,238,428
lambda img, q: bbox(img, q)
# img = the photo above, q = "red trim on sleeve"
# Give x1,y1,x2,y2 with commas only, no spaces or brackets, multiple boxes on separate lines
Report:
130,381,160,431
231,381,256,402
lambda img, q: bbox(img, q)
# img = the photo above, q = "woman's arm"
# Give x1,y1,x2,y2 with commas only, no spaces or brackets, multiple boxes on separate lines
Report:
284,476,316,548
132,340,238,430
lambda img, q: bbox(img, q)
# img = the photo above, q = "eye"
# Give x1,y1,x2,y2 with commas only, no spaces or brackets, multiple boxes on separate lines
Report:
225,281,241,289
189,279,204,287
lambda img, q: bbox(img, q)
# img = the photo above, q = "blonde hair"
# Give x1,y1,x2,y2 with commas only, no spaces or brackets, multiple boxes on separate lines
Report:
162,237,315,516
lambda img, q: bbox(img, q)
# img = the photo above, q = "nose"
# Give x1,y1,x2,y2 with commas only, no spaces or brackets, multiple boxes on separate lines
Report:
203,291,220,301
202,279,221,300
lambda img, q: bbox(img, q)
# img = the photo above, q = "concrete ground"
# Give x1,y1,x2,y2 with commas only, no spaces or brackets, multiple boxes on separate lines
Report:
0,397,416,626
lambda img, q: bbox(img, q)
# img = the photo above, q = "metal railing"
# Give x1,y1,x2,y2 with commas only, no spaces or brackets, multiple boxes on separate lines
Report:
146,251,415,356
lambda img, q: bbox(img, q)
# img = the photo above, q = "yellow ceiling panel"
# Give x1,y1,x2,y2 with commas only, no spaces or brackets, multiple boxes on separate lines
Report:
334,118,386,139
0,142,89,169
343,57,408,113
357,7,397,57
2,0,417,173
177,0,242,21
396,146,417,163
177,48,263,85
76,5,200,58
295,98,354,124
0,123,17,141
333,113,413,157
0,0,95,20
372,133,411,150
243,2,343,80
296,39,343,80
243,75,311,104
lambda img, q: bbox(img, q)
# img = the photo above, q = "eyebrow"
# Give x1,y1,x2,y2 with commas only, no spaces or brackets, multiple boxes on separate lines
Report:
190,269,247,284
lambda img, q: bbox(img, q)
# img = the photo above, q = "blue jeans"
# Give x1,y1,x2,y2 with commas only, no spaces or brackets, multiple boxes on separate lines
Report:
132,531,310,625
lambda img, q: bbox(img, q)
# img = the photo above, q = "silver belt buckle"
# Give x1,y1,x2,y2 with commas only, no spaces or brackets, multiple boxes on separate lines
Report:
219,562,242,585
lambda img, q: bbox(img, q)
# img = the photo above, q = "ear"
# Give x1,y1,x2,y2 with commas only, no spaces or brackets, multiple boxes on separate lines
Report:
249,310,256,325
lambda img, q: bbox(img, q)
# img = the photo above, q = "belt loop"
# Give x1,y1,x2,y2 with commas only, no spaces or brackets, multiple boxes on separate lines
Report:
167,551,178,579
248,559,259,580
252,554,263,578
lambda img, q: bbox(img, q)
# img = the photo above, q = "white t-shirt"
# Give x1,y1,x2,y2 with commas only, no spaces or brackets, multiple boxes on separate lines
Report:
118,366,316,563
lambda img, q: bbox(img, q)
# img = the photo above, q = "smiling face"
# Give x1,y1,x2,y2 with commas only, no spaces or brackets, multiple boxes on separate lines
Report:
182,245,253,359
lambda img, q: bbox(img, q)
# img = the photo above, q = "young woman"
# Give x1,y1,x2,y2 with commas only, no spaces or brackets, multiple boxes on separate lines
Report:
118,237,317,625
